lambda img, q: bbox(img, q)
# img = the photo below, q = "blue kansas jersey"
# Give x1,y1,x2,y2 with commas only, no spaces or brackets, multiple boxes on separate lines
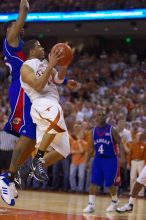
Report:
3,38,36,139
91,124,121,187
93,124,119,157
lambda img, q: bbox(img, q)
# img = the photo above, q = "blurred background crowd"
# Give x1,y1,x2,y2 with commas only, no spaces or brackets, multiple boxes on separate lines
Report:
1,0,146,12
0,0,146,196
0,45,145,194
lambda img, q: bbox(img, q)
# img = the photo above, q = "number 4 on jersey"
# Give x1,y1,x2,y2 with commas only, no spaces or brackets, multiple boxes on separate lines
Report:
98,144,104,154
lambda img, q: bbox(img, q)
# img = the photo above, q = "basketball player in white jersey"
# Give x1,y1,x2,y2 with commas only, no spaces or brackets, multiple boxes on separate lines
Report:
116,165,146,213
20,39,71,181
116,131,146,213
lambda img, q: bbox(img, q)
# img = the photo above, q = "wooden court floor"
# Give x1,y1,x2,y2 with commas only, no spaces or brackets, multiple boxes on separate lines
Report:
0,190,146,220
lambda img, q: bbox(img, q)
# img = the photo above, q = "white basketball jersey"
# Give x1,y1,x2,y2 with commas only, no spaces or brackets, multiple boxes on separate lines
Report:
20,58,59,104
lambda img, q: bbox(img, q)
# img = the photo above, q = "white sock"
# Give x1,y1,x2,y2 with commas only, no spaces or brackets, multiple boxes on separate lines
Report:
129,197,136,205
111,194,118,202
89,195,95,205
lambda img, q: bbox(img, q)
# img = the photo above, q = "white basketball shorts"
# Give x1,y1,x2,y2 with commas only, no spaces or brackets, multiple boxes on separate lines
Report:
31,99,70,158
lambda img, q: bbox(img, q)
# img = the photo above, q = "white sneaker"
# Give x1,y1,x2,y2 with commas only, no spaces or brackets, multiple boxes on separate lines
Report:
0,174,15,206
116,203,133,213
83,204,95,213
10,182,18,198
106,200,119,212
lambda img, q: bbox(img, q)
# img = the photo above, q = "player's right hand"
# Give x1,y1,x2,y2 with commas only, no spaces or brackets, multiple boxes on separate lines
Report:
48,48,64,68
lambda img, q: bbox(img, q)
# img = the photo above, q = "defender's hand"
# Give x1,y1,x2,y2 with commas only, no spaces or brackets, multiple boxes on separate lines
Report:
20,0,30,10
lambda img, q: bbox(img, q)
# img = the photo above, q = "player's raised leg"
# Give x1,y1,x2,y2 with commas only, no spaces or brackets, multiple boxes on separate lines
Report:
116,165,146,213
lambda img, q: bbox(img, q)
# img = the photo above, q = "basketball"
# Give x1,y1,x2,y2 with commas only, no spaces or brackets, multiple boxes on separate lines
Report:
51,43,73,66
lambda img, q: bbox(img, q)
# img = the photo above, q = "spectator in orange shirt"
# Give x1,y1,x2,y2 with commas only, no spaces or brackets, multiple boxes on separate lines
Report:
127,132,146,197
69,126,88,192
116,131,146,213
131,121,142,140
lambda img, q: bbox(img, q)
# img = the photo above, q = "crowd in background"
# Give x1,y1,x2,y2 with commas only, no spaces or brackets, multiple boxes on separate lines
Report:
0,46,145,194
1,0,146,12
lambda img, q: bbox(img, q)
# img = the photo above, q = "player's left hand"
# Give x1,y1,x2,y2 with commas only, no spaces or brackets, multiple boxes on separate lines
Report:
67,80,81,91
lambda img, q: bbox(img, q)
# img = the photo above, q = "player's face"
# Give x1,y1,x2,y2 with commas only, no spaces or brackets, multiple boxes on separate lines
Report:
96,109,107,126
33,41,45,60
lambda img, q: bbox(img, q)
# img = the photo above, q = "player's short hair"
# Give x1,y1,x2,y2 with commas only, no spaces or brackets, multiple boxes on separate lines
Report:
3,20,16,33
23,39,38,58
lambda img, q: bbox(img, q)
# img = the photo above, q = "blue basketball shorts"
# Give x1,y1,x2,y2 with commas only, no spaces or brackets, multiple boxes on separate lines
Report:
4,80,36,140
91,156,120,187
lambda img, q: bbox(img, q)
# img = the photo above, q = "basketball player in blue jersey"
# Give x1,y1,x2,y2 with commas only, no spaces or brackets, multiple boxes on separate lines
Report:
0,0,36,206
83,107,125,213
0,0,79,206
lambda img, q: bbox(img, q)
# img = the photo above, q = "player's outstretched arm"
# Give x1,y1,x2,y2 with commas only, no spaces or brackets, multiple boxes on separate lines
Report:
7,0,29,46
